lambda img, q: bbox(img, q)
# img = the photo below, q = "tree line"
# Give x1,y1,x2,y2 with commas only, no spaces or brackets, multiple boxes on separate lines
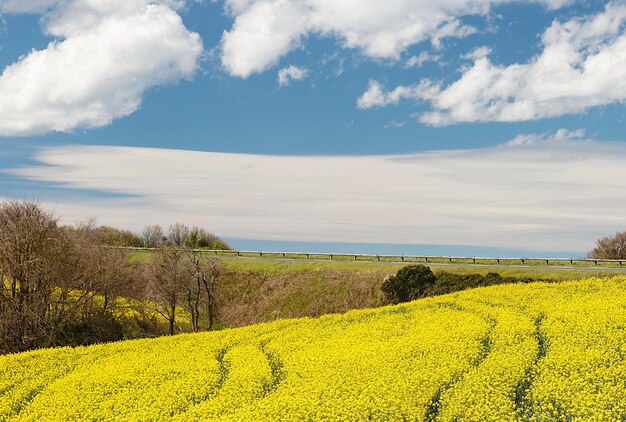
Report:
82,219,231,250
0,200,226,354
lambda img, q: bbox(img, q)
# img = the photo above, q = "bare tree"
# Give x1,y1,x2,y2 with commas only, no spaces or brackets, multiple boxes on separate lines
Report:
201,256,222,330
149,245,185,335
182,250,202,332
589,231,626,259
143,225,165,248
0,201,86,352
168,223,190,247
183,251,222,331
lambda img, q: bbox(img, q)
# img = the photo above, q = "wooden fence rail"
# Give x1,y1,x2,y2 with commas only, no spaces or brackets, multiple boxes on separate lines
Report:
112,246,625,267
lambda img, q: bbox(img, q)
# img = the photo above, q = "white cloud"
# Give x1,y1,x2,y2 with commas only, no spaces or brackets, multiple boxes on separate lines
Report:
431,19,477,50
360,3,626,125
220,0,571,78
503,128,585,147
357,80,440,109
277,65,310,87
461,46,492,60
7,129,626,252
404,52,442,68
0,0,202,136
384,120,406,128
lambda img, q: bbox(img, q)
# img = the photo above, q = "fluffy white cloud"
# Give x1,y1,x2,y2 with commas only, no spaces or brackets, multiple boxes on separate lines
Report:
461,46,492,60
8,129,626,252
504,128,585,147
357,80,440,109
360,3,626,125
220,0,572,78
404,52,442,69
277,65,310,87
430,19,477,50
0,0,202,136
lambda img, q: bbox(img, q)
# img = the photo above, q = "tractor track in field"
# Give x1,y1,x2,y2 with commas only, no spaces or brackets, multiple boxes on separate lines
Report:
424,302,497,421
515,314,548,421
259,343,286,398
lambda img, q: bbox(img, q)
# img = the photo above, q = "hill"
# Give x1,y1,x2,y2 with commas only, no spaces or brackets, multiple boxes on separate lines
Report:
2,277,626,421
216,258,615,327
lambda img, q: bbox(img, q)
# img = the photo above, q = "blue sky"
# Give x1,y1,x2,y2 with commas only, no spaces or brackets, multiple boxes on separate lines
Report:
0,0,625,257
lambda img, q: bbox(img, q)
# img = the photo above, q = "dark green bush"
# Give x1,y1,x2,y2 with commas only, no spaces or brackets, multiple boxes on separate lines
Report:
383,266,548,304
425,271,537,297
381,265,436,304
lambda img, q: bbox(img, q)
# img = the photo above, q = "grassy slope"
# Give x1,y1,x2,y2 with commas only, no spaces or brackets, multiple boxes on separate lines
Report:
3,277,626,421
217,258,621,326
131,251,624,329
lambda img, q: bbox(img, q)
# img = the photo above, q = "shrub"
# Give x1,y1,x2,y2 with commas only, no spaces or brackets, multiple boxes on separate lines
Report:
382,266,548,305
381,265,436,304
425,272,536,297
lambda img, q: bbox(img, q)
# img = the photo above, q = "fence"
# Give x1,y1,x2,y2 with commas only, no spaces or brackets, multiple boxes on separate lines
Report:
118,247,626,268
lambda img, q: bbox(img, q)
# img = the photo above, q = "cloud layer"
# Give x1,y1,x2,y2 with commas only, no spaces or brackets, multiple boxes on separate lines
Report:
0,0,202,136
359,3,626,125
220,0,571,78
7,130,626,252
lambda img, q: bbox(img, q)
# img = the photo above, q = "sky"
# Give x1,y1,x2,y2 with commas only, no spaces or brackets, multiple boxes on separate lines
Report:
0,0,625,257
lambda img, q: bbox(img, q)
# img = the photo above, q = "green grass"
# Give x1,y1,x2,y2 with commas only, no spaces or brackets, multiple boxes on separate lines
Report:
220,257,621,281
128,250,152,264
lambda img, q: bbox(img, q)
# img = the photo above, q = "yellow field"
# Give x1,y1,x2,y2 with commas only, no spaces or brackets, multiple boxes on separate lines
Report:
2,277,626,421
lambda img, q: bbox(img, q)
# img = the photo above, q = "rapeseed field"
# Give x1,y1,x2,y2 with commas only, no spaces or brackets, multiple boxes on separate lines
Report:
2,277,626,421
